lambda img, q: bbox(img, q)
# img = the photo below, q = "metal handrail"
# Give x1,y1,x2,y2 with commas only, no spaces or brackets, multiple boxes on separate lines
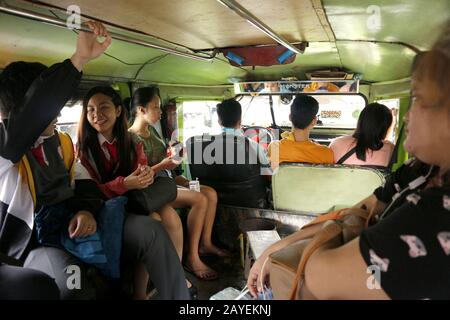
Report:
216,0,302,54
0,2,216,61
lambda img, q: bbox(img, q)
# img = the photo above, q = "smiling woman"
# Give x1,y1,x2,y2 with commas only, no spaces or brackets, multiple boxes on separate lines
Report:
78,86,136,184
1,0,450,301
86,93,122,141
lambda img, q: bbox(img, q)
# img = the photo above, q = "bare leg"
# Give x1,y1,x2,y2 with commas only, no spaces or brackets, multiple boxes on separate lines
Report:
198,185,231,257
145,210,193,295
133,210,181,300
155,205,184,260
172,188,217,280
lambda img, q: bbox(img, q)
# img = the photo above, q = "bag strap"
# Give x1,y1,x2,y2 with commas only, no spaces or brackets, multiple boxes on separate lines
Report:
289,222,343,300
18,155,37,208
58,131,76,178
364,205,379,229
0,251,23,267
336,147,357,164
303,207,369,229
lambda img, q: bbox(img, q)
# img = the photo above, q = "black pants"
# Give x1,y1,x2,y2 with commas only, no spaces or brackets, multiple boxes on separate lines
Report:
0,264,59,300
121,214,190,300
22,214,189,300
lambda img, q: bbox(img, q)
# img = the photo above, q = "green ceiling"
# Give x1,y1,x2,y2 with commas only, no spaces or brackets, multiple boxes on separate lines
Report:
0,0,449,85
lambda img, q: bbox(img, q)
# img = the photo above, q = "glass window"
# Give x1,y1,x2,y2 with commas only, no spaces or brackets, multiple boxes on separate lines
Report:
238,94,366,129
181,100,221,143
375,98,400,143
56,102,82,143
239,95,275,127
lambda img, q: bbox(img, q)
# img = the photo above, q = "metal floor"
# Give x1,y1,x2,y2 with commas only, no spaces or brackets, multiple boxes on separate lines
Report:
185,252,246,300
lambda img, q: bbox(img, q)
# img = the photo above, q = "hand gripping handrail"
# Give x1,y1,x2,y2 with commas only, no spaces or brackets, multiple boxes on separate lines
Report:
0,2,215,61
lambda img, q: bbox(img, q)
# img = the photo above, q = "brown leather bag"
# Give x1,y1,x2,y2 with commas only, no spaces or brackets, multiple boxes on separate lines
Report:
269,207,372,300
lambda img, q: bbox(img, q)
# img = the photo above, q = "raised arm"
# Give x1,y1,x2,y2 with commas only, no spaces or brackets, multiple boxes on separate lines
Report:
0,21,111,163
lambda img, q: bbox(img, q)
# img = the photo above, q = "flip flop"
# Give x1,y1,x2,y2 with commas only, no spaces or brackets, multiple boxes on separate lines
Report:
183,264,218,281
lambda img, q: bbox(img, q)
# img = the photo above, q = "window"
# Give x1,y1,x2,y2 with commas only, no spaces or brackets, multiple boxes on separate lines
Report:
181,100,221,143
238,94,366,129
56,103,82,143
375,98,400,143
239,95,275,127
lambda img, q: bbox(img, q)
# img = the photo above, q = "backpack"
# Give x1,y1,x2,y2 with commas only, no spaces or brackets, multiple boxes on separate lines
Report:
18,131,75,208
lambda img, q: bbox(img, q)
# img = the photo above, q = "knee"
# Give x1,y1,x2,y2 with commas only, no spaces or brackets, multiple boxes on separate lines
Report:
202,186,218,204
24,247,96,300
6,267,60,300
128,216,167,247
163,209,182,231
193,192,208,209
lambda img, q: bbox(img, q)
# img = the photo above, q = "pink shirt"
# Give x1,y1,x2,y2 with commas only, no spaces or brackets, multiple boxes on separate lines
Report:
329,135,394,167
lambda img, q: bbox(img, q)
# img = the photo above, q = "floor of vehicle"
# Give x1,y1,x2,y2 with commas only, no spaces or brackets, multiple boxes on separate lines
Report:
186,252,246,300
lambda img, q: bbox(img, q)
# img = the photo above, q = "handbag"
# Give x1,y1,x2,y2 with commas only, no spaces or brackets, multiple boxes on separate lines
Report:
126,176,177,215
269,207,372,300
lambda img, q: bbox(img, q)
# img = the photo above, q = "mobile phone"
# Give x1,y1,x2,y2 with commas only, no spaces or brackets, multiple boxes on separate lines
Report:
167,141,183,159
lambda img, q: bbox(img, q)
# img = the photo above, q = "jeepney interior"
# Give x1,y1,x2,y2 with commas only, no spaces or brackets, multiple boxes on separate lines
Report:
1,0,449,299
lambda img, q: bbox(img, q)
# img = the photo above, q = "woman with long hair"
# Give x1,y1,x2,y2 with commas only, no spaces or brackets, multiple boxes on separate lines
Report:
330,102,394,167
248,25,450,299
77,86,189,299
129,87,231,281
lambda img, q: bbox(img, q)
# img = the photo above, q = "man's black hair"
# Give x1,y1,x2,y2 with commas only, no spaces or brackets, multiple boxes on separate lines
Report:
290,95,319,129
217,98,242,128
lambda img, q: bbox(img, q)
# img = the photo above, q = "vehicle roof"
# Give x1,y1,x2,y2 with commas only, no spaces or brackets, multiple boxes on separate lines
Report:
1,0,449,86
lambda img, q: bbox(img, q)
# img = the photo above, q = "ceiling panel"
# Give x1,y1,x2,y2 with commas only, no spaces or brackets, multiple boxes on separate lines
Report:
324,0,450,50
1,0,449,85
38,0,331,49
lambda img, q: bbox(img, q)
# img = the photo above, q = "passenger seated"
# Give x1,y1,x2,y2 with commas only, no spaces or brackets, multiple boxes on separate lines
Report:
128,86,228,283
0,21,188,300
268,95,334,169
0,21,111,300
77,86,190,299
186,99,271,208
329,103,394,167
217,99,271,175
248,26,450,299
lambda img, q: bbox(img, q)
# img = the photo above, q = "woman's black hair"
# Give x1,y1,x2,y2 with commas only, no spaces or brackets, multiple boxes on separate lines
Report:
130,86,161,123
77,86,136,182
352,102,393,161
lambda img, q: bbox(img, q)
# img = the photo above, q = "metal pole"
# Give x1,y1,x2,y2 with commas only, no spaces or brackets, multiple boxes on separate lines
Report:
0,3,215,61
216,0,301,54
